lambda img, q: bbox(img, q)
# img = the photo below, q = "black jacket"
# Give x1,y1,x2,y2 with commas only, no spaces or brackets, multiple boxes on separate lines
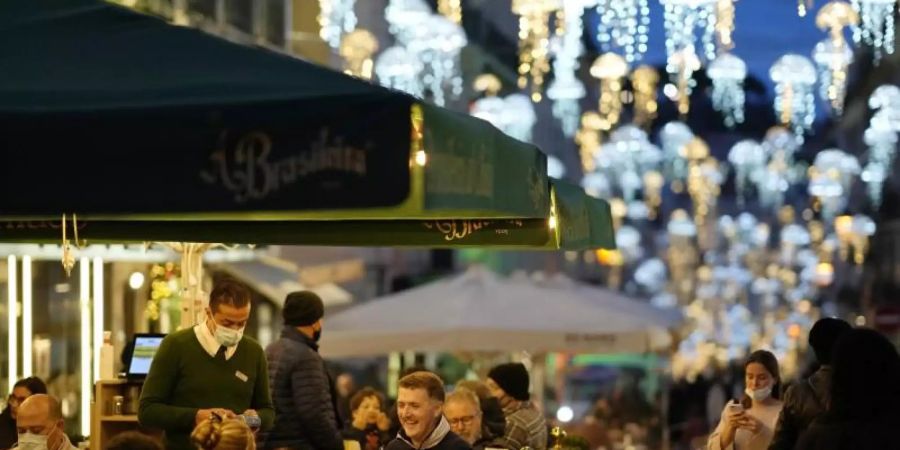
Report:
794,416,900,450
342,424,391,450
263,327,342,450
768,366,831,450
0,408,16,450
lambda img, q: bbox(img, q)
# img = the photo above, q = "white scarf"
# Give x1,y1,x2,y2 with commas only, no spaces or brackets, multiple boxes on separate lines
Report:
397,415,451,450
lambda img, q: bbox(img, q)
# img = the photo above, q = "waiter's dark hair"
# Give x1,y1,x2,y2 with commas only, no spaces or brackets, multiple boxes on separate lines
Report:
209,279,251,312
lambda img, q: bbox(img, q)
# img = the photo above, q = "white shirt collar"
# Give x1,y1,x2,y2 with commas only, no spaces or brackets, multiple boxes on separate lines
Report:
194,322,238,360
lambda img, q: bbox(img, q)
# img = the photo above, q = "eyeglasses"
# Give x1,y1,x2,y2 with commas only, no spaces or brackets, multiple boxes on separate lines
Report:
447,415,477,427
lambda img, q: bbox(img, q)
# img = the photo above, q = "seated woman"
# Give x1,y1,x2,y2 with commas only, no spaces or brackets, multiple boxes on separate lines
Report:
191,416,256,450
708,350,783,450
341,387,391,450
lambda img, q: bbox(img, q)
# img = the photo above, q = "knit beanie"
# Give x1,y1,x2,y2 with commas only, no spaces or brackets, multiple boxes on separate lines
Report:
809,317,851,364
283,291,324,326
488,363,530,401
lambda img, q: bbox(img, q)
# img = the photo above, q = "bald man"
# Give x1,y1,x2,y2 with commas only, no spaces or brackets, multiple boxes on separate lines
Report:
15,394,75,450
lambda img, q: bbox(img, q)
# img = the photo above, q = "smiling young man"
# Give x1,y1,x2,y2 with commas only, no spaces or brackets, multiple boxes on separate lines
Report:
386,372,470,450
139,279,274,450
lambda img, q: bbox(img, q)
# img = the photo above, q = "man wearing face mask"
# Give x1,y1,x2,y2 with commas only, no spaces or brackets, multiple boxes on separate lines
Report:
14,394,75,450
263,291,342,450
139,279,275,450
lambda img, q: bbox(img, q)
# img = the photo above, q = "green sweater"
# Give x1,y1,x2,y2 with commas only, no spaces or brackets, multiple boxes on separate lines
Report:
138,328,275,450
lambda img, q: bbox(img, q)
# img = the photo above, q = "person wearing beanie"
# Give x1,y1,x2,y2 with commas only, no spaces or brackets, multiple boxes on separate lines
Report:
767,318,851,450
263,291,343,450
486,363,547,450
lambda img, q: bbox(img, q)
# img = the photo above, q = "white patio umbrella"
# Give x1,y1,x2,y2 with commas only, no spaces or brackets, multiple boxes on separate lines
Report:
319,266,680,357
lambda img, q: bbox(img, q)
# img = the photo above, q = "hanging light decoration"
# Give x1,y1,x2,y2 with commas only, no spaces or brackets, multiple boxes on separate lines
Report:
512,0,562,102
770,54,817,140
728,140,766,206
756,127,804,210
715,0,736,51
385,0,432,45
814,1,859,114
548,0,588,137
594,0,651,63
809,149,861,220
862,125,897,207
438,0,462,24
669,48,702,117
869,84,900,131
339,29,378,80
318,0,358,49
850,0,897,62
812,39,854,115
631,65,660,128
405,14,467,106
661,0,718,65
798,0,815,16
708,53,747,127
590,53,630,132
472,93,538,143
375,46,425,98
660,121,694,190
576,112,604,172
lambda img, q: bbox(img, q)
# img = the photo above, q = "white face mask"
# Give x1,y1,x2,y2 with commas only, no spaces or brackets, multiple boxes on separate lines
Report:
17,431,49,450
214,324,244,347
745,385,772,402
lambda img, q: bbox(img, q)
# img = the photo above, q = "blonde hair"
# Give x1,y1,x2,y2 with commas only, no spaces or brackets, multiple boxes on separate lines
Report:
455,380,491,404
446,389,480,411
190,417,256,450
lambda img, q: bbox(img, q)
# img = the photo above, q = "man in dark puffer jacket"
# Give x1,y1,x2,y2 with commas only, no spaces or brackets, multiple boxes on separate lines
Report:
767,317,851,450
263,291,342,450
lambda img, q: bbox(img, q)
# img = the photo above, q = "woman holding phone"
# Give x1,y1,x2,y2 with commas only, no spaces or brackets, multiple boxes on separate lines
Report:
708,350,783,450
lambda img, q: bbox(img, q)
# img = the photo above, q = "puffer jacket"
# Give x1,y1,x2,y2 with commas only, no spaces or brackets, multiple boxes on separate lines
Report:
767,366,831,450
480,397,507,442
263,327,342,450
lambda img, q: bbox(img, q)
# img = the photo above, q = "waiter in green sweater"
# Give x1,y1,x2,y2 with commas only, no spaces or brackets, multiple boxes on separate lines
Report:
139,278,275,449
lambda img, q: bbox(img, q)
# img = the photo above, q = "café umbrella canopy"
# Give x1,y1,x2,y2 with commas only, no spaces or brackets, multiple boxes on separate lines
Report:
319,266,675,357
0,0,551,222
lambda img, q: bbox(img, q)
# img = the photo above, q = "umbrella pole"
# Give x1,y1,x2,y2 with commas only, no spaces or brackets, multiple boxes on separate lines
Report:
531,352,547,413
177,243,212,329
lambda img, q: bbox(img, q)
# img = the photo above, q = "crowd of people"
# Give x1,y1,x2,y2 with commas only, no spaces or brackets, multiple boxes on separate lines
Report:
1,279,898,450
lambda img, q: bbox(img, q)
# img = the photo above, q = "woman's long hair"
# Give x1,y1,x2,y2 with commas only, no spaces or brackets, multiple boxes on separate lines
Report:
740,349,781,409
190,417,256,450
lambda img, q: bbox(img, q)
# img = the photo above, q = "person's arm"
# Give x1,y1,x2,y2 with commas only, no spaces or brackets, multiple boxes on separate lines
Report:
707,405,739,450
767,385,798,450
291,354,343,450
250,349,275,431
498,418,528,450
138,335,199,431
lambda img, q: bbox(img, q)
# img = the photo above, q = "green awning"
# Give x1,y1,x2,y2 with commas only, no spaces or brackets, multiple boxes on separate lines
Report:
0,179,615,250
552,179,616,250
0,218,553,248
0,0,549,222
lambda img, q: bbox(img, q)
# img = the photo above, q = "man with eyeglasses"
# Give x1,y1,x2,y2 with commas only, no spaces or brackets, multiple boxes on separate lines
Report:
444,390,507,450
0,377,47,450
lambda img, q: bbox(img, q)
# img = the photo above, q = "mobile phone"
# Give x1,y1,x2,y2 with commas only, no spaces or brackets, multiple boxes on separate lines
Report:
727,400,743,413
